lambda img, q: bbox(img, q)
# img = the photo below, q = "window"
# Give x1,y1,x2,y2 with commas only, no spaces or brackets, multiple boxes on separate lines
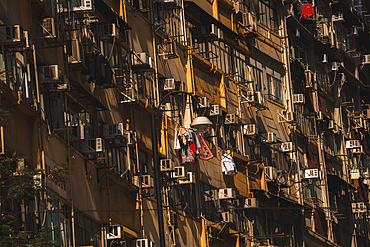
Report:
258,0,278,31
250,58,264,92
266,67,282,104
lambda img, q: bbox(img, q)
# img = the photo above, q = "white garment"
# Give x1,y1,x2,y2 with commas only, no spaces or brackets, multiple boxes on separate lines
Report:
221,153,236,175
174,131,181,150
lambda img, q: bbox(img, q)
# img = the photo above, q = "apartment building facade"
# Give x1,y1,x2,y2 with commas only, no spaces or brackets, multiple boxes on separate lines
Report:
0,0,369,246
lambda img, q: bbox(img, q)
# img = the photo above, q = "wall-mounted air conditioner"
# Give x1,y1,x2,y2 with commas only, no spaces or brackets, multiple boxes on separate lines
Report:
160,159,175,172
81,138,104,153
352,202,367,213
179,172,195,184
204,190,218,201
199,97,210,108
40,65,62,83
347,26,358,36
305,70,314,89
244,198,258,208
265,166,277,182
0,25,23,44
317,111,324,121
264,132,276,143
99,23,119,39
42,18,57,38
133,175,154,188
173,166,187,179
221,212,233,223
132,52,153,68
292,94,305,104
225,114,239,125
332,62,340,71
103,123,125,138
218,188,235,200
363,109,370,119
56,74,70,91
126,131,135,145
317,54,328,63
201,24,218,37
346,140,361,149
70,125,89,140
363,55,370,65
254,91,265,105
304,169,322,179
136,239,156,247
281,142,294,152
352,145,363,154
163,78,175,91
332,13,344,22
328,120,335,130
242,12,257,31
217,27,224,40
23,31,32,49
106,225,124,240
243,124,258,136
209,105,222,116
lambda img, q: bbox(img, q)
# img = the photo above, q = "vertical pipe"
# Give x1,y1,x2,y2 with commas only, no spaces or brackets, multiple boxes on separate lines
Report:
151,114,166,247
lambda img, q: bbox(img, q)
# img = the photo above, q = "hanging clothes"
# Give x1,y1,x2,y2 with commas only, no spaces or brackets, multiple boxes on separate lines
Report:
301,3,314,20
197,134,215,161
221,153,237,175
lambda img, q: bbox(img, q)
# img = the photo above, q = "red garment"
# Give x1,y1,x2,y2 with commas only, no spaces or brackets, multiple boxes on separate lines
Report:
189,138,197,155
301,3,314,20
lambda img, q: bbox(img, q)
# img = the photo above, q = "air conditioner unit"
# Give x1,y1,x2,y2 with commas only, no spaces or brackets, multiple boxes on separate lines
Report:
292,94,305,104
199,97,210,108
286,112,296,122
106,225,124,240
332,62,339,71
23,31,32,49
103,123,125,138
225,114,239,125
218,188,235,200
0,25,23,44
354,116,365,129
204,189,218,201
141,175,154,188
265,166,277,182
328,120,335,130
160,159,175,172
363,109,370,119
99,23,119,39
221,212,233,223
132,52,153,68
42,18,57,38
64,0,93,11
81,138,104,153
332,13,344,22
40,65,62,83
319,22,330,38
346,140,361,149
201,24,218,37
66,39,84,65
317,54,328,63
264,132,277,143
352,202,367,213
163,78,175,91
126,131,135,145
173,166,187,179
70,125,89,140
57,74,70,91
347,26,358,36
254,91,265,105
217,27,224,40
305,70,314,89
242,12,256,31
352,145,363,154
210,105,222,116
244,198,258,208
136,239,156,247
243,124,258,136
363,55,370,65
317,111,324,121
281,142,294,152
304,169,322,179
179,172,195,184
